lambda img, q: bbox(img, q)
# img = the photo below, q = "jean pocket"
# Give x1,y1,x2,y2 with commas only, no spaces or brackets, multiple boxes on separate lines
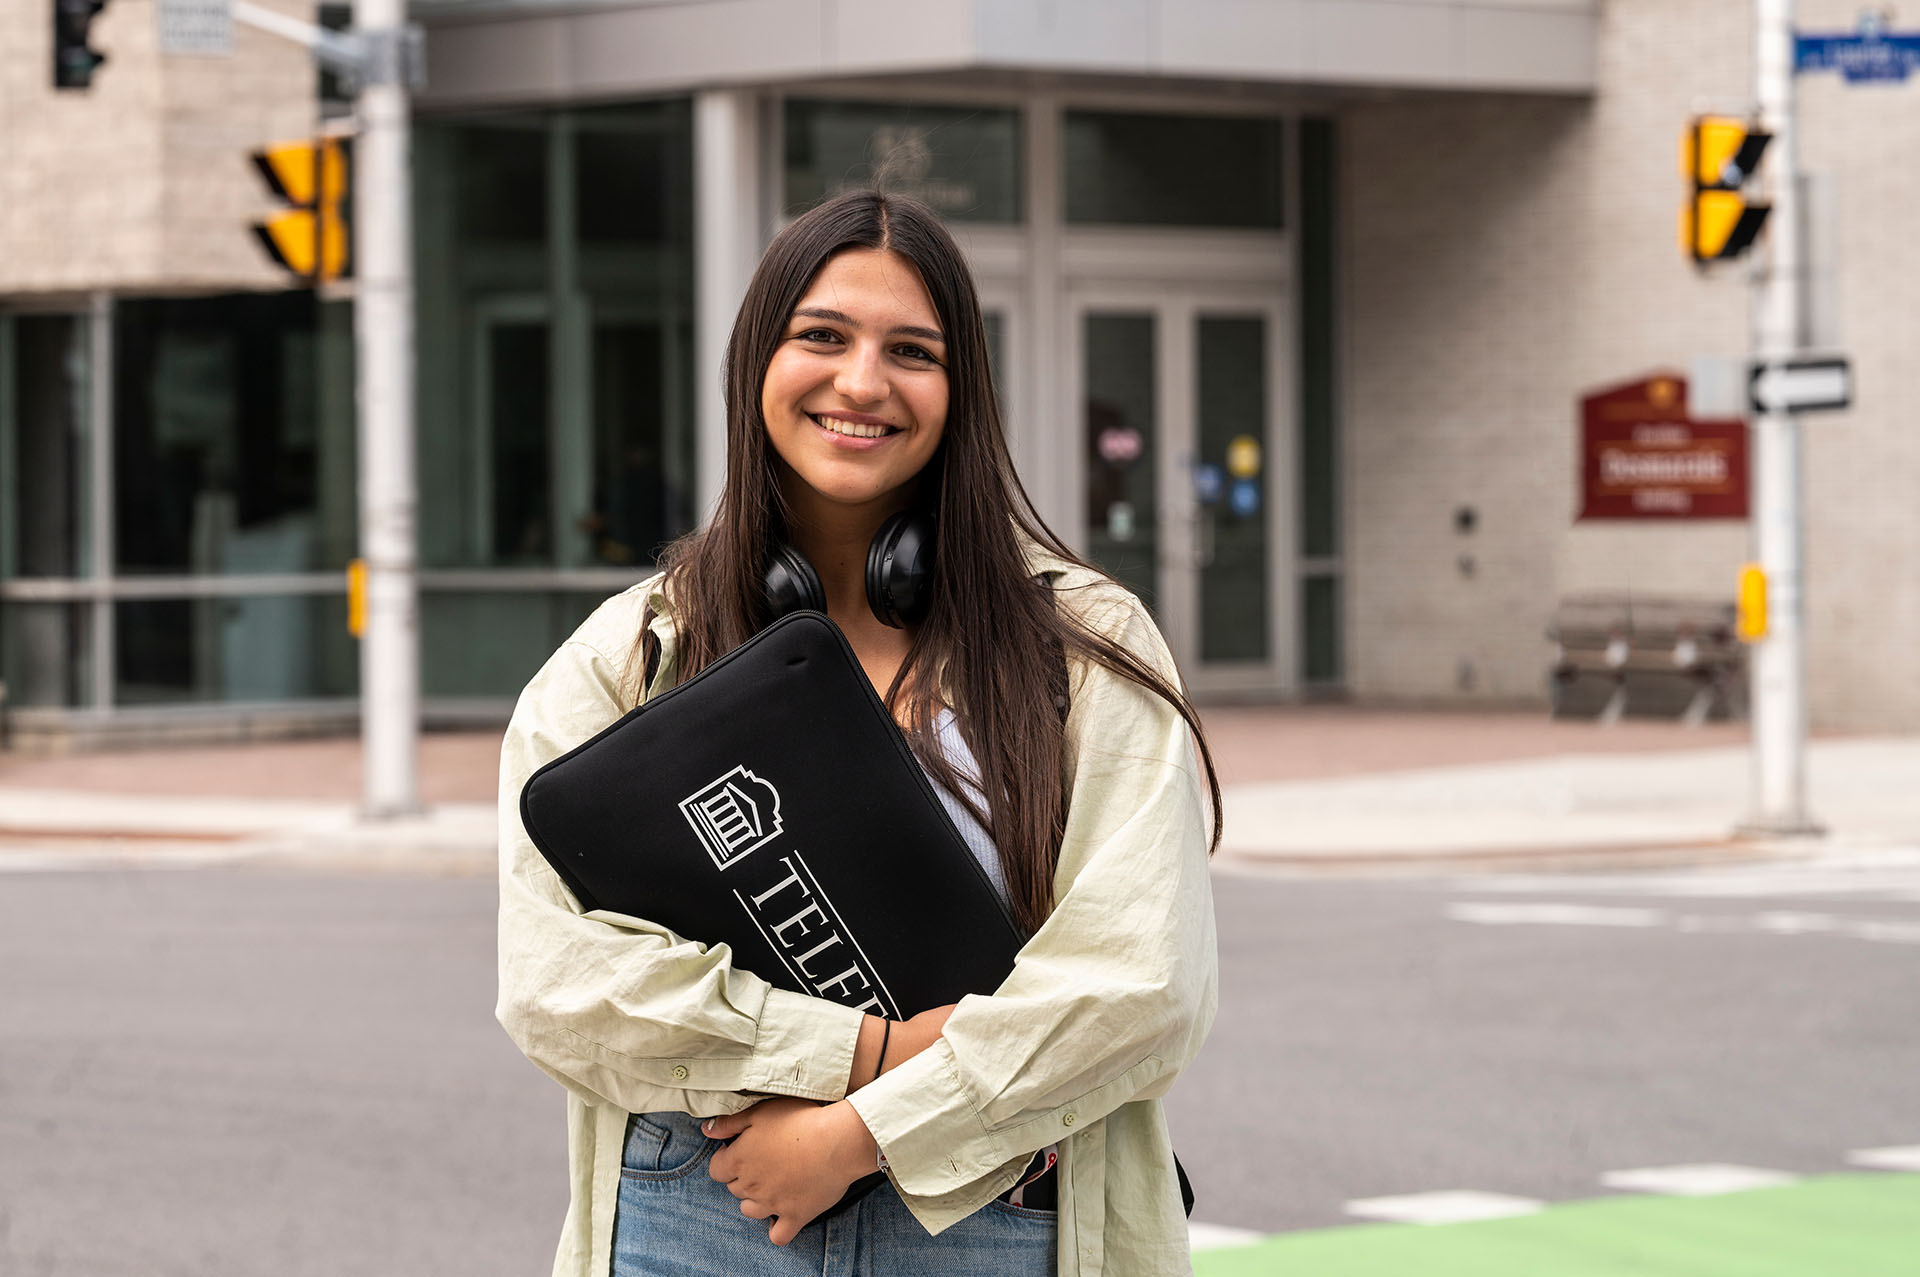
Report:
620,1111,716,1182
983,1197,1059,1222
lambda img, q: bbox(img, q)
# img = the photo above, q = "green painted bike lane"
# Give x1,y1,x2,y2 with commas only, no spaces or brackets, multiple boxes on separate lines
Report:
1194,1174,1920,1276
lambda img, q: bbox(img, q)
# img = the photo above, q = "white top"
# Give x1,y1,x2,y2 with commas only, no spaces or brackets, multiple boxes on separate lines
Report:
916,707,1010,912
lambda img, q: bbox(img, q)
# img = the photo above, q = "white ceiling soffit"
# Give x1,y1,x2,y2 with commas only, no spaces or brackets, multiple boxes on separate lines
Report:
417,0,1596,110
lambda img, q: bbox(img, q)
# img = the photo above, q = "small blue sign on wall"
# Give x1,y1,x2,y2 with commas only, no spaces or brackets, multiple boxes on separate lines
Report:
1192,463,1225,506
1229,478,1260,519
1796,16,1920,82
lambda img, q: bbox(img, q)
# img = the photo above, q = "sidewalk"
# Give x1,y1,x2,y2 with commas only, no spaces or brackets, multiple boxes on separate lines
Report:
0,708,1912,872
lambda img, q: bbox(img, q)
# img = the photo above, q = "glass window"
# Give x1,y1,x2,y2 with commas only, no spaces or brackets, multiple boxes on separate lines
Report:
485,320,552,563
1082,313,1159,615
1197,316,1270,664
1,601,92,707
1065,110,1284,228
982,310,1007,413
415,102,696,573
420,590,610,699
589,318,694,566
575,104,693,248
784,100,1022,223
114,595,356,704
1300,118,1339,560
4,314,92,578
456,118,548,246
1302,574,1342,685
112,293,357,576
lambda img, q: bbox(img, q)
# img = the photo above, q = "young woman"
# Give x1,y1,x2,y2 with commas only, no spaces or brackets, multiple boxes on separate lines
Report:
498,190,1221,1277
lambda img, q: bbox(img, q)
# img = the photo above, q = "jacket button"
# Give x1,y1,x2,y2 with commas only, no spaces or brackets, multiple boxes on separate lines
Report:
1061,1112,1077,1127
671,1065,689,1081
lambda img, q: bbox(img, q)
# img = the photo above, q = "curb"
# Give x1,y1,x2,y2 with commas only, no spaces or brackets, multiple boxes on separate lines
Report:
1213,837,1816,877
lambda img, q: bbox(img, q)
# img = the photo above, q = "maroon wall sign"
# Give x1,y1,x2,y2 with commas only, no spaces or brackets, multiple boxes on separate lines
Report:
1579,373,1749,520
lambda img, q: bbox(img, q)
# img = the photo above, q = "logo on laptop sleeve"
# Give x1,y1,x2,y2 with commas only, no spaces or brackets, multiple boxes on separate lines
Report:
680,766,784,870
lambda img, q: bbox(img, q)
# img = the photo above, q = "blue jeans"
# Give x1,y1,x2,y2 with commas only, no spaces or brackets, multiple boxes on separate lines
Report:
612,1111,1057,1277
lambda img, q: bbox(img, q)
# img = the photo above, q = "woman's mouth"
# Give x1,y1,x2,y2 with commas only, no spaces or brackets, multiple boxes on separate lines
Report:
810,413,899,440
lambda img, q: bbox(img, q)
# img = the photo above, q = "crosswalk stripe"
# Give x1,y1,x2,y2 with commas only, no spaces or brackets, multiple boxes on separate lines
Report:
1187,1222,1264,1252
1448,902,1665,927
1457,848,1920,901
1344,1190,1543,1225
1600,1164,1798,1196
1848,1146,1920,1172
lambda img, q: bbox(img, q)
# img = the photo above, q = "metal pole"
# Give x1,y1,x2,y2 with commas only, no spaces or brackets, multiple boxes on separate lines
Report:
1745,0,1818,834
354,0,420,817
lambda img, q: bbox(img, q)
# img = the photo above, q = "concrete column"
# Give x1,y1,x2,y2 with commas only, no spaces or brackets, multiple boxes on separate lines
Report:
693,90,764,526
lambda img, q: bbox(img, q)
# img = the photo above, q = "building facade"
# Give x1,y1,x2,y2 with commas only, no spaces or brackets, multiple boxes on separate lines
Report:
3,0,1915,743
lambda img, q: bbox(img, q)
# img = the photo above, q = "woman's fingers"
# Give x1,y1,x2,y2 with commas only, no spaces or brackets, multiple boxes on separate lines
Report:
737,1197,772,1220
702,1108,755,1140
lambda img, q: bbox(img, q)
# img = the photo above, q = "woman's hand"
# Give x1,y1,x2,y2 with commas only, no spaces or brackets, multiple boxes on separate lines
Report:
704,1098,878,1245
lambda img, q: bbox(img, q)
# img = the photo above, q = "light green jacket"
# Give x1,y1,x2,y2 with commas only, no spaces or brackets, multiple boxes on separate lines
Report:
496,552,1219,1276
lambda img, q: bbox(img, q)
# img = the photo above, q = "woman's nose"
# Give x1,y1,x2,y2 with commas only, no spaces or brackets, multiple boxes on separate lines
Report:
832,342,889,405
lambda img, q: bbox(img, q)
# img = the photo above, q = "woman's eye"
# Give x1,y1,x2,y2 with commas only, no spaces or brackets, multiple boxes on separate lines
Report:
794,328,840,345
895,344,939,364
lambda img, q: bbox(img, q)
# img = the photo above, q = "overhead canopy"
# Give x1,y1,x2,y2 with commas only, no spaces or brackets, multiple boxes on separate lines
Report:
416,0,1596,109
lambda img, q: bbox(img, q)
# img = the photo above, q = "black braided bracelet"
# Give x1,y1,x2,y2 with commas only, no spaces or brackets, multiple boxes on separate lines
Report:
876,1018,892,1083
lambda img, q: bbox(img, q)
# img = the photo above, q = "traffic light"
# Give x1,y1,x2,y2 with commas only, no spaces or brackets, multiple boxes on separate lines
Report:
251,138,352,283
52,0,109,90
1681,115,1772,265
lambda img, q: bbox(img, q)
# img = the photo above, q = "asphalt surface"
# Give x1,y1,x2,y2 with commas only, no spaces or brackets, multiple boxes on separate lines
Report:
2,854,1914,1274
1168,860,1920,1235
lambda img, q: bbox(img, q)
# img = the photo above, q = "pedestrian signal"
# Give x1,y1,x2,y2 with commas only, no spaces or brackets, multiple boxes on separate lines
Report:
1681,116,1771,265
53,0,109,89
251,138,351,283
1737,563,1768,642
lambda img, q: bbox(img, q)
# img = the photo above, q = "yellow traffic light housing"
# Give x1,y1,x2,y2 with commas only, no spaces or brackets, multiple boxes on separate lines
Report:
1681,116,1771,265
252,138,351,283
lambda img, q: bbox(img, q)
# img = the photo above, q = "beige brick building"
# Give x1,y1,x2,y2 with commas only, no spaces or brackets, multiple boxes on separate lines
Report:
2,0,1913,738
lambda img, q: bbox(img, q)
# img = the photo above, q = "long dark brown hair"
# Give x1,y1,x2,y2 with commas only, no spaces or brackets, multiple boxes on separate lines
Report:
633,190,1220,935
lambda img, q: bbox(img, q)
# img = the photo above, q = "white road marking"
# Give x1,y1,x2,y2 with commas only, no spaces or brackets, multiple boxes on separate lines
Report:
1344,1190,1543,1225
1450,898,1920,946
1600,1164,1797,1196
1848,1146,1920,1172
1448,902,1666,927
1188,1221,1265,1252
1458,848,1920,901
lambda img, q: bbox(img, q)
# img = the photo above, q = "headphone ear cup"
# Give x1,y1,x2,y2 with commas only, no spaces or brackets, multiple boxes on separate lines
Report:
866,512,936,628
764,544,826,619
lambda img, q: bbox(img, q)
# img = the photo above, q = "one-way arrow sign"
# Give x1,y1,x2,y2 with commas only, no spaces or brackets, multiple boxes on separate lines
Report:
1749,356,1851,414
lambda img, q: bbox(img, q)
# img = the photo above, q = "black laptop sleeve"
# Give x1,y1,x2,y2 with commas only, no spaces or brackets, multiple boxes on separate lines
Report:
519,610,1024,1022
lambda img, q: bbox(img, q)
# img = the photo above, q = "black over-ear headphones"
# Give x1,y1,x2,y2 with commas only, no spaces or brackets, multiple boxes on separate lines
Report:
764,510,936,629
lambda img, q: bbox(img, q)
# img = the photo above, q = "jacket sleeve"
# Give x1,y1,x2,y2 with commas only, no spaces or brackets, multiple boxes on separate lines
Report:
495,626,866,1116
847,589,1219,1207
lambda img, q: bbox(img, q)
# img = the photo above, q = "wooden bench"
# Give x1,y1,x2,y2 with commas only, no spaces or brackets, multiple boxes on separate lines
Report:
1548,594,1746,725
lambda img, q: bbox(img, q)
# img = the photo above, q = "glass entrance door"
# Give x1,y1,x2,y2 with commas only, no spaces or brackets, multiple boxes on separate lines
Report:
1070,286,1292,694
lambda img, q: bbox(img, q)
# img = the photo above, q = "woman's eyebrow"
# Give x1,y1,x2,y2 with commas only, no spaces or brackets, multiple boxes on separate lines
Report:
792,306,945,345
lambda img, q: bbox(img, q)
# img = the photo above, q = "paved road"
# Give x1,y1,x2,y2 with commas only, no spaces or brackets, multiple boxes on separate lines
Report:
2,851,1915,1274
1174,851,1920,1273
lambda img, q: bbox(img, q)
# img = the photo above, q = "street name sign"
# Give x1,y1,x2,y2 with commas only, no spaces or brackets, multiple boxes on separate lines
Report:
1796,19,1920,83
157,0,233,55
1749,357,1852,415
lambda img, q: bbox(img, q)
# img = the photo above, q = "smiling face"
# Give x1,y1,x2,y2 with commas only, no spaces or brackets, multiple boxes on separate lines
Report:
760,247,950,525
